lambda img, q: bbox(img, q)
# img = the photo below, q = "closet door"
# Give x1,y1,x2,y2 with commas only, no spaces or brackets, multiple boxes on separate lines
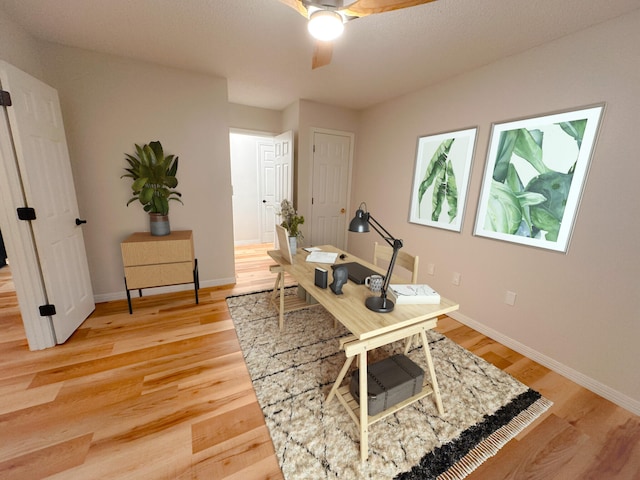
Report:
0,60,94,345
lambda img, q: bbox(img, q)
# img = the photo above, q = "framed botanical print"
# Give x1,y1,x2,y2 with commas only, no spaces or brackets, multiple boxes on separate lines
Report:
408,127,477,231
474,104,604,252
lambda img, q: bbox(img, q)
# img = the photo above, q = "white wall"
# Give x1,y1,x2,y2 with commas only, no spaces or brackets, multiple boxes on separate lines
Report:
37,43,236,299
228,103,282,133
0,8,43,79
349,10,640,412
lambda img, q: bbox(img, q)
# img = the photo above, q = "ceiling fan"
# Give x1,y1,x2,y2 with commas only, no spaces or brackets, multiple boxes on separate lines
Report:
279,0,437,69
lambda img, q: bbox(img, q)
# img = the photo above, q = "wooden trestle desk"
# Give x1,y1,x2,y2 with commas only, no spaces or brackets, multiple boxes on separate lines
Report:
267,245,459,461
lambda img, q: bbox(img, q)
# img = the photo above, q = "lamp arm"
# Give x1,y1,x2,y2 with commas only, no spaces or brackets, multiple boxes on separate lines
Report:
351,204,404,313
366,213,403,302
381,243,400,300
367,214,400,249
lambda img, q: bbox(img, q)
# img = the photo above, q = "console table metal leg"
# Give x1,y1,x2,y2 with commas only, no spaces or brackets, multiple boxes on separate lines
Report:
124,277,132,315
193,258,199,304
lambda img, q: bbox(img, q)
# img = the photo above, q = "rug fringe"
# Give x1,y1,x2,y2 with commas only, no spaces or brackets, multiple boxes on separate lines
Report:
437,397,553,480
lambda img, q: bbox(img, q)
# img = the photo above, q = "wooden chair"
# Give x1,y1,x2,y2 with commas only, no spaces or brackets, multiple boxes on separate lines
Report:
373,242,419,284
270,225,290,310
338,243,422,345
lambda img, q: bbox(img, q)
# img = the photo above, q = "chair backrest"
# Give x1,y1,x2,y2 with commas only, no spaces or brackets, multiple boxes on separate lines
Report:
373,241,419,283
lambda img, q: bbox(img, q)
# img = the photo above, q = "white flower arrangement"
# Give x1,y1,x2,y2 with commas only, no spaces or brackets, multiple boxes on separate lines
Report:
277,199,304,241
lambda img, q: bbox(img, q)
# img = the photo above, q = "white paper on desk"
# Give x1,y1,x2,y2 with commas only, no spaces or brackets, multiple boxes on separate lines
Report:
305,251,338,264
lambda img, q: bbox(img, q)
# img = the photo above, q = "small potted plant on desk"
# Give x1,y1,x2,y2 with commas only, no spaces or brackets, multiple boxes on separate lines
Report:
122,141,182,236
277,199,304,252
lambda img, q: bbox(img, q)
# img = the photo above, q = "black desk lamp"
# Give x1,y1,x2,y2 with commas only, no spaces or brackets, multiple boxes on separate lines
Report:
348,202,403,313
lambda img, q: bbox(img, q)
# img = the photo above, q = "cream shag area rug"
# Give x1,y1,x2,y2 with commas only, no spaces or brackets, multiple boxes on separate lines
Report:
227,289,552,480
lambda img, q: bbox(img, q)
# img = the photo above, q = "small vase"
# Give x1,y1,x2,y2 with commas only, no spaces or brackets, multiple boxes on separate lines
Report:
288,236,297,253
149,213,170,236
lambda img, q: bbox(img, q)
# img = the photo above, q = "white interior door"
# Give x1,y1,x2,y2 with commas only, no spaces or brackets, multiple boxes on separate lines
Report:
274,130,293,208
311,130,353,249
259,141,276,243
0,61,94,345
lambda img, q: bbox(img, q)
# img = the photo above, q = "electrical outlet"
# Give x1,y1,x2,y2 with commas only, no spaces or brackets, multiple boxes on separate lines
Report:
427,263,435,275
452,272,461,286
505,291,517,306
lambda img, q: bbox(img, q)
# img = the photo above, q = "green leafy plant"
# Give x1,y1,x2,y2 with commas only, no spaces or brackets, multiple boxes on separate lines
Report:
277,199,304,240
486,119,586,241
417,138,459,223
122,141,182,215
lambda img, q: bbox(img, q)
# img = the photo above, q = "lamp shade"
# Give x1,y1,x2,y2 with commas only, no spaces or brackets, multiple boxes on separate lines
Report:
348,208,370,233
307,10,344,42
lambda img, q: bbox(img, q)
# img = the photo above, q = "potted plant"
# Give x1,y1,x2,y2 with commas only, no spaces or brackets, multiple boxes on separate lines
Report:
122,141,182,236
277,199,304,251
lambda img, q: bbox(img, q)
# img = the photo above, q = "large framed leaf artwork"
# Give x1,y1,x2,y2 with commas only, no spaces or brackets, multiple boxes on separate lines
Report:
474,105,604,252
408,127,477,231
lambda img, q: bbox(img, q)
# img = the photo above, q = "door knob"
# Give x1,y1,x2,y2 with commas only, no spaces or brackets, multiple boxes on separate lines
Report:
340,208,345,214
263,200,267,203
75,218,87,225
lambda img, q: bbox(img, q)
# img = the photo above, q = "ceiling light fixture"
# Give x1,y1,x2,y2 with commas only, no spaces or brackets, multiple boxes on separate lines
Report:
307,10,344,42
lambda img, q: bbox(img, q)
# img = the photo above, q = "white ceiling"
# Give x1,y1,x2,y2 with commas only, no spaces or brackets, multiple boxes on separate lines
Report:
2,0,639,110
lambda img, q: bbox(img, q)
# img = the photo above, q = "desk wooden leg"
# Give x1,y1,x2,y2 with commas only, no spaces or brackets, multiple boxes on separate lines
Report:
359,352,369,462
420,328,444,415
403,334,415,354
278,270,285,330
271,270,280,301
326,355,354,403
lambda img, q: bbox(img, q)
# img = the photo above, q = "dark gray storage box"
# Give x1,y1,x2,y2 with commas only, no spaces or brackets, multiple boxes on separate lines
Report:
350,354,424,415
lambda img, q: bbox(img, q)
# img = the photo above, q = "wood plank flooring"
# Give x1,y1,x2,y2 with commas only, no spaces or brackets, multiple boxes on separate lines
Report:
0,246,638,479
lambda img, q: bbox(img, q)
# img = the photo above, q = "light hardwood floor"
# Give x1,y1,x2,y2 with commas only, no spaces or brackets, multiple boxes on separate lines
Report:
0,245,638,479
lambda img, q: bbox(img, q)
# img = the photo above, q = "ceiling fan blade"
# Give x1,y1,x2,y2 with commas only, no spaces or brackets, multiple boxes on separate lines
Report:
278,0,309,18
342,0,436,17
312,40,333,69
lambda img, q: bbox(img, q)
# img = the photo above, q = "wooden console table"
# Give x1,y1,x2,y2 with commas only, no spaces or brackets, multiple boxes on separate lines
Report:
120,230,199,314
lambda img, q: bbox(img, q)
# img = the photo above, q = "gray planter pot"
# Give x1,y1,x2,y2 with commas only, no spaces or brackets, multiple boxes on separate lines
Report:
149,213,170,236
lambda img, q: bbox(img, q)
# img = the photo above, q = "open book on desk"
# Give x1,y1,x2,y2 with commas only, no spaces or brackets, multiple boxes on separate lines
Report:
305,251,339,264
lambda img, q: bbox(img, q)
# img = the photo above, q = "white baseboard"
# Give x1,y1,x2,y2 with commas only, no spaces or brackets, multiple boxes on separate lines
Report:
93,276,237,303
449,311,640,416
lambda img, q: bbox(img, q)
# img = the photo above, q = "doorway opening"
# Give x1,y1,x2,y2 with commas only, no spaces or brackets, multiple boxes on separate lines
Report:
229,130,276,247
229,129,294,253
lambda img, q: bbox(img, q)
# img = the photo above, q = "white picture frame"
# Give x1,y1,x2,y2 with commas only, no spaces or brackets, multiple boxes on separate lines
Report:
408,127,477,232
474,104,604,252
